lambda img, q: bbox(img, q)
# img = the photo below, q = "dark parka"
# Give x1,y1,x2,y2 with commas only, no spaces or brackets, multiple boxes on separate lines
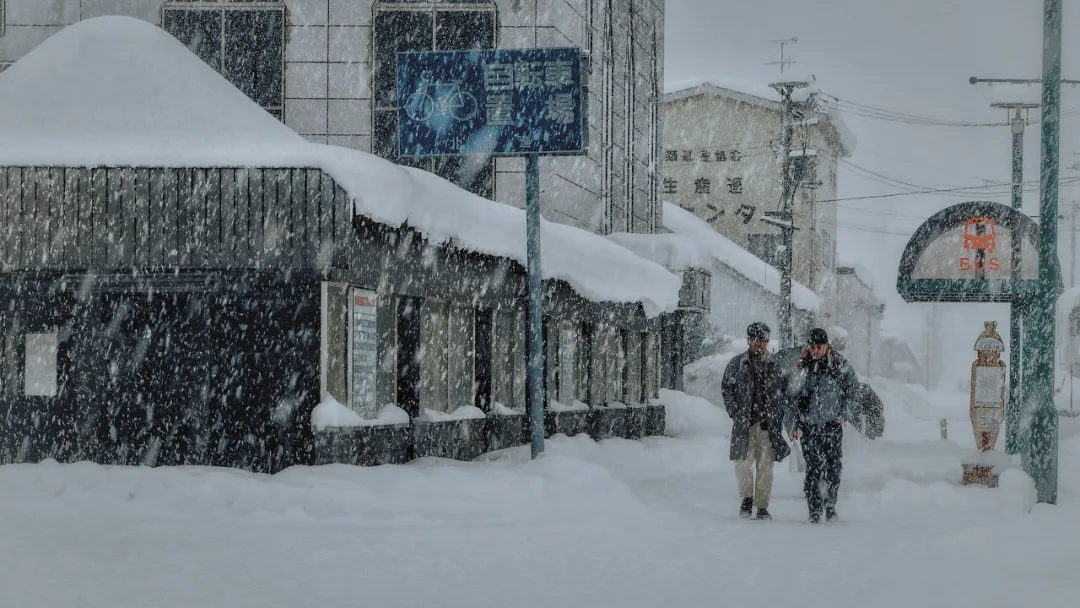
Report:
721,351,792,462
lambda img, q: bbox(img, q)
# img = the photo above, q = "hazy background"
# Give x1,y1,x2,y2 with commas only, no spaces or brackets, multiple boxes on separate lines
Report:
666,0,1080,388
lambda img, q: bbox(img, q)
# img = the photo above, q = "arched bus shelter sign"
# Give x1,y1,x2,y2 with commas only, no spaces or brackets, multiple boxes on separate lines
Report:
897,201,1061,303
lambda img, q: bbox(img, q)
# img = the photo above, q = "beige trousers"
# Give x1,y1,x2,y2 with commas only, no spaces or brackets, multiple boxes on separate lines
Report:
736,423,775,508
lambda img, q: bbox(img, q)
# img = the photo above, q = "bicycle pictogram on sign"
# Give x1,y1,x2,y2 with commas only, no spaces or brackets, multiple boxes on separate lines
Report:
403,70,479,123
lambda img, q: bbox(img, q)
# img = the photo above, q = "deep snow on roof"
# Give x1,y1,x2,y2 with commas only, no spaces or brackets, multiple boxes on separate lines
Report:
662,202,819,312
0,16,680,317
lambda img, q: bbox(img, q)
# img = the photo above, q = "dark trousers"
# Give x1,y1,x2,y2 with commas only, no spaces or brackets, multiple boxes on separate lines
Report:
802,421,843,514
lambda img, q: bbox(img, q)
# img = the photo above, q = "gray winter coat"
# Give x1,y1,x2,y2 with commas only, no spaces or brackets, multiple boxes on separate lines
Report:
721,351,792,462
786,349,860,428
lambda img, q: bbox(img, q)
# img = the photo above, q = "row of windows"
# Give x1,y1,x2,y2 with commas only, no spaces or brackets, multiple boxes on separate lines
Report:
321,283,661,420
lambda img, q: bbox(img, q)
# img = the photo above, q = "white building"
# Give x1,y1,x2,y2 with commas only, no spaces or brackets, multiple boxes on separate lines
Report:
0,0,664,236
661,77,854,291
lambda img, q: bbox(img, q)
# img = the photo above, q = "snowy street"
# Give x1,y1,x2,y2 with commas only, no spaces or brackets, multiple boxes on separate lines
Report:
1,385,1077,608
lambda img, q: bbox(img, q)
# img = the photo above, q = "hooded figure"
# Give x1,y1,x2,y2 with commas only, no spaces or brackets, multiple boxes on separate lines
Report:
787,328,860,524
721,322,791,520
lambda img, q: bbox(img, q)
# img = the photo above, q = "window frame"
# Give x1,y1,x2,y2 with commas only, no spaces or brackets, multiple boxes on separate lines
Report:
161,0,287,121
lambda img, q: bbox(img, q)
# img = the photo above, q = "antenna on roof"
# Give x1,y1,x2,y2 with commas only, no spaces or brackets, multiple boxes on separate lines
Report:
767,37,799,75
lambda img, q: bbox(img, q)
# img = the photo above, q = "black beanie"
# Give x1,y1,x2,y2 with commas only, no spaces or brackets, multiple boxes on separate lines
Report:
747,322,771,340
808,328,829,345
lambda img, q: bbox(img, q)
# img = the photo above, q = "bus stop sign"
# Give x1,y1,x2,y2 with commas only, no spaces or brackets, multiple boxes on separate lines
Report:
396,47,584,157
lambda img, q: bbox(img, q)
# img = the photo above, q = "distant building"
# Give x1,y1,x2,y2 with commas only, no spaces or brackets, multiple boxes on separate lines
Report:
818,262,884,377
661,77,855,291
0,0,665,236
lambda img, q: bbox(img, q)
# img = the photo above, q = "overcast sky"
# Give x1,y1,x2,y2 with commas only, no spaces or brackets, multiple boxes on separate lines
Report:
666,0,1080,384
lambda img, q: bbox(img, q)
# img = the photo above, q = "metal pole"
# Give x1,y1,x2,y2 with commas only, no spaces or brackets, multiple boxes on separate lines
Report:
1026,0,1062,504
1007,108,1026,454
525,153,545,459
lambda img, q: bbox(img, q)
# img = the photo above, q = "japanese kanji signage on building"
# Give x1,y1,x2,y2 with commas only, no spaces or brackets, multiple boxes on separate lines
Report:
350,288,379,418
396,47,584,157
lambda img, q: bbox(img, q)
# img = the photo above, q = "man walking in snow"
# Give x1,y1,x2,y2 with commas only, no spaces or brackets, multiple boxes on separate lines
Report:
721,322,791,520
787,328,859,523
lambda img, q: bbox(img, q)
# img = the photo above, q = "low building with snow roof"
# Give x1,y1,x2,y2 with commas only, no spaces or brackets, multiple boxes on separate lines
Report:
662,76,855,293
0,17,685,472
660,202,817,346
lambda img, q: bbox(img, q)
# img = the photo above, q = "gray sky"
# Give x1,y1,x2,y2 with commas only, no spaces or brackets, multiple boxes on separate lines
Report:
666,0,1080,384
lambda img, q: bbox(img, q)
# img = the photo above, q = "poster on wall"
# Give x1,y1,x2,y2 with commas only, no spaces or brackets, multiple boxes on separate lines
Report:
351,288,379,417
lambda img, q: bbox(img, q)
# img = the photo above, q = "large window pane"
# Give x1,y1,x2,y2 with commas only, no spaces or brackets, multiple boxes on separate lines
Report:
373,11,434,108
224,9,284,107
448,303,475,409
435,10,495,50
396,296,422,417
163,9,223,71
420,300,449,412
25,332,58,397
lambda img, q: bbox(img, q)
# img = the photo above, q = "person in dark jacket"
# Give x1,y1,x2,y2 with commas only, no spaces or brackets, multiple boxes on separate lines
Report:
786,328,859,524
721,322,791,520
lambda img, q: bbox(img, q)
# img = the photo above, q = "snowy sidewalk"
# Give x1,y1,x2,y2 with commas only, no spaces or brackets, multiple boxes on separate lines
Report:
0,389,1078,608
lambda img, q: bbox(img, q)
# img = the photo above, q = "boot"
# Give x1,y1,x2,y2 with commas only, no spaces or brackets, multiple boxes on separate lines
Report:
826,507,838,522
808,511,822,524
755,507,772,520
739,497,753,519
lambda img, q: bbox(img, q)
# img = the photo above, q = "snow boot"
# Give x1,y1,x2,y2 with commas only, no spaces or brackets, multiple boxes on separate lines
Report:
755,508,772,520
826,507,838,523
739,497,753,519
808,512,821,524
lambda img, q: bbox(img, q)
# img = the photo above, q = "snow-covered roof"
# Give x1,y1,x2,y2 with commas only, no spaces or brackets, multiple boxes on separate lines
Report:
664,76,781,110
661,202,819,312
605,232,705,271
0,16,681,317
663,76,856,157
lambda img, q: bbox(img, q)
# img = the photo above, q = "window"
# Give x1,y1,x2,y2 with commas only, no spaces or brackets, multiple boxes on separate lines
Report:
396,296,422,417
747,233,785,269
25,332,58,397
420,300,450,412
162,1,286,120
556,321,578,405
372,1,497,198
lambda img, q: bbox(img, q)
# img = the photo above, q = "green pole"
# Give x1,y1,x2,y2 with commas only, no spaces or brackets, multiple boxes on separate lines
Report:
1025,0,1062,504
1006,109,1025,455
525,153,545,459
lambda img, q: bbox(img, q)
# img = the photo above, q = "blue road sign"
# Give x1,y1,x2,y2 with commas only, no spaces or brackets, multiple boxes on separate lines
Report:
396,47,584,157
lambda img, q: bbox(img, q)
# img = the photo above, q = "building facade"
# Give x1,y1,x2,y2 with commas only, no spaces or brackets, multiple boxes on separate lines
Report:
661,79,852,291
0,0,664,236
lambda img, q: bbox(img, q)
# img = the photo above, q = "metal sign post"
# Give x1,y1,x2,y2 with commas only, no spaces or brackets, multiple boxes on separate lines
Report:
397,47,585,459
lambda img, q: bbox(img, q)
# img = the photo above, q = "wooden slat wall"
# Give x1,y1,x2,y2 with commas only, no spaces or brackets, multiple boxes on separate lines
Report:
0,166,346,272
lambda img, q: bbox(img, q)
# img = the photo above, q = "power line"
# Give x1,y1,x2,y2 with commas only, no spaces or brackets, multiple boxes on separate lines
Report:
815,175,1080,204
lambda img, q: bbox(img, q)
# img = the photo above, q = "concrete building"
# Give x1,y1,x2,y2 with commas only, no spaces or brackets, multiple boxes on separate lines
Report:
661,77,854,291
0,0,665,236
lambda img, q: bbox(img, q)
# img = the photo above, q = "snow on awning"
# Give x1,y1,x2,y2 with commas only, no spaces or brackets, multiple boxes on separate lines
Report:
662,202,819,312
0,16,680,317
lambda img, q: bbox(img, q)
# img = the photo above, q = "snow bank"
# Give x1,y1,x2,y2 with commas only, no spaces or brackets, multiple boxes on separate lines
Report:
652,389,731,439
663,202,820,311
490,401,524,416
549,399,590,412
311,398,410,430
0,16,681,318
605,232,705,270
310,396,365,431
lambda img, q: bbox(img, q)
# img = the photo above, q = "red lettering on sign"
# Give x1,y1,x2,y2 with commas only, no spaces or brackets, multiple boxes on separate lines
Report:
959,257,1001,272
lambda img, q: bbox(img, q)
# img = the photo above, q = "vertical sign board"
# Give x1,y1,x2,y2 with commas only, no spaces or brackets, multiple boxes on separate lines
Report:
351,288,379,418
396,48,584,157
397,47,585,459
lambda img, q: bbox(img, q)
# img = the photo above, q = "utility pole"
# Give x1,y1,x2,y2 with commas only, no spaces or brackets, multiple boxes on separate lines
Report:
768,76,811,347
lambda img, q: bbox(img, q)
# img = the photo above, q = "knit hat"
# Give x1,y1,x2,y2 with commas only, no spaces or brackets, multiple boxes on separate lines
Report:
747,322,771,340
808,328,829,345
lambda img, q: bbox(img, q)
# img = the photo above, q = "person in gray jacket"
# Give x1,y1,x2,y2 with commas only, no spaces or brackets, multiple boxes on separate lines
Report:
787,328,859,523
721,322,791,520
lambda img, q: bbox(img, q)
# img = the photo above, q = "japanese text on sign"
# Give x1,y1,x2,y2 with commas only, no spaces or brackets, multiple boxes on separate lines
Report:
397,48,584,157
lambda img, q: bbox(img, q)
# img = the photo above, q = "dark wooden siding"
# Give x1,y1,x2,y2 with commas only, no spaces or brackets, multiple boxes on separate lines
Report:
0,166,350,272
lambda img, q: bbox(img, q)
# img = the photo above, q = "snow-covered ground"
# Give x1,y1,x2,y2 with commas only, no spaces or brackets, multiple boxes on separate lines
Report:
1,384,1078,607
